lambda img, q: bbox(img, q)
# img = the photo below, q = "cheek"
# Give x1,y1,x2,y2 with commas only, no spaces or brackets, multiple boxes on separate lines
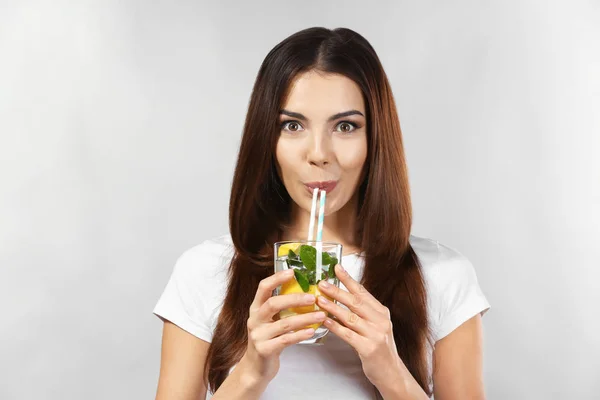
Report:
275,139,296,179
336,139,367,172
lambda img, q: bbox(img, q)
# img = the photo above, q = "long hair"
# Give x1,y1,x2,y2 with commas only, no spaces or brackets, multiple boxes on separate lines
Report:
204,27,432,396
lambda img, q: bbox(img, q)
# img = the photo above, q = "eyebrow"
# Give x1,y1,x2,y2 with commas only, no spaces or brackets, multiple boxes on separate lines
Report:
279,109,365,122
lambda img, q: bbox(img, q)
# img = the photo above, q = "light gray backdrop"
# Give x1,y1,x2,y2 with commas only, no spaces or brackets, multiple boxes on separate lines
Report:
1,1,598,399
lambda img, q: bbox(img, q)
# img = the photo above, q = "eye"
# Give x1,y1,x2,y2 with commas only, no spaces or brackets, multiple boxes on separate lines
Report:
335,121,358,134
281,120,304,132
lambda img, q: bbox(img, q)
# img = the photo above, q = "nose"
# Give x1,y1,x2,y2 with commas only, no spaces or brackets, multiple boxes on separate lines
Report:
306,131,331,167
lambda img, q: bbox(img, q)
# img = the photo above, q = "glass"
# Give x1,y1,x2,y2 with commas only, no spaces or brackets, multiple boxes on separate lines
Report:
273,240,343,344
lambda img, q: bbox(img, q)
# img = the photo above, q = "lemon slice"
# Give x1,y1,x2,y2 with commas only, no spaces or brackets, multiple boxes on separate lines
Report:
279,280,333,314
278,243,300,257
279,280,332,331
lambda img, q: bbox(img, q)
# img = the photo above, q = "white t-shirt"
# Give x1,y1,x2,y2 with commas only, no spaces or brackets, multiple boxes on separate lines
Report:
153,233,490,399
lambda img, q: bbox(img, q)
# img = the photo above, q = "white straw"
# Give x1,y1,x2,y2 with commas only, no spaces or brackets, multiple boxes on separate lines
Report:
315,190,326,281
307,188,319,241
315,190,326,241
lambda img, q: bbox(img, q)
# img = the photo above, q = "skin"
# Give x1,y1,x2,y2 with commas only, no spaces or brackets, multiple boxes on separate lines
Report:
275,70,368,256
155,71,486,399
316,265,486,399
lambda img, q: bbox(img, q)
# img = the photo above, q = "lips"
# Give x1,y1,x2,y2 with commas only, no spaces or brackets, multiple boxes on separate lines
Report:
304,180,338,193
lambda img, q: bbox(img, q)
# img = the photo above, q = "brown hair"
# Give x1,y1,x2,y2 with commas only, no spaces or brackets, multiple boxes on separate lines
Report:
204,27,432,396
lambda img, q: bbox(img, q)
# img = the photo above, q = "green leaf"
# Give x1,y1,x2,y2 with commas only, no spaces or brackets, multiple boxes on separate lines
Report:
318,256,338,281
329,262,337,280
307,270,316,285
288,249,298,259
286,258,304,267
299,245,317,271
322,252,333,266
294,269,310,292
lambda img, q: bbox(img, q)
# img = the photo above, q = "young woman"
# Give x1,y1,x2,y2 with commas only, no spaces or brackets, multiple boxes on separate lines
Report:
153,27,490,400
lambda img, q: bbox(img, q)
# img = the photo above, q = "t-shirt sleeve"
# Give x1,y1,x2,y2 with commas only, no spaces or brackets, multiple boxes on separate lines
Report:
153,241,229,343
430,244,491,342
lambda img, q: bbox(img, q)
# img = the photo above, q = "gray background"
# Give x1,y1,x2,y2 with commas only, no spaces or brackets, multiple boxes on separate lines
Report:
1,0,599,399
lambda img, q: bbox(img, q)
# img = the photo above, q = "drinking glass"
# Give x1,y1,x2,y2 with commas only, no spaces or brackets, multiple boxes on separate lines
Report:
273,240,342,344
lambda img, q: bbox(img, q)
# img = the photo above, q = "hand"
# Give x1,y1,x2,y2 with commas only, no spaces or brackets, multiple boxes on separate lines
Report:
316,264,407,389
241,269,327,384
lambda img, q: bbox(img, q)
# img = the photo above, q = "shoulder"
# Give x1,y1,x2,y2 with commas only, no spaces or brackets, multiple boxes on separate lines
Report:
153,233,234,341
172,233,235,283
178,233,234,265
409,234,490,341
409,234,477,287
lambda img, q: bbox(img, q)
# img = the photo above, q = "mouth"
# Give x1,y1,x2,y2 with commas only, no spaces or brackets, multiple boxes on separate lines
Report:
304,180,338,194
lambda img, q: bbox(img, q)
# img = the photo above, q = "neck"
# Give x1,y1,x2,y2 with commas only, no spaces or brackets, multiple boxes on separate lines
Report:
282,193,362,256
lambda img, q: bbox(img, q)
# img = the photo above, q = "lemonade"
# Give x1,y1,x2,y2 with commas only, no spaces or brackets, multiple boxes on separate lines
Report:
279,279,333,330
273,241,342,343
277,243,299,258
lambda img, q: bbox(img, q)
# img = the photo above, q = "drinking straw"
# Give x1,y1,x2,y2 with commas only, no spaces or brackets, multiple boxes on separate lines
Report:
307,188,319,241
315,190,326,281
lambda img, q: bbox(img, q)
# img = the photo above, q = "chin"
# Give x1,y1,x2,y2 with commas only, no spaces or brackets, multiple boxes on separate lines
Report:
325,204,343,216
321,200,343,216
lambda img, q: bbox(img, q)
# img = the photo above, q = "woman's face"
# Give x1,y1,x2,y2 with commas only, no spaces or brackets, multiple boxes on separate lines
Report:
275,71,368,216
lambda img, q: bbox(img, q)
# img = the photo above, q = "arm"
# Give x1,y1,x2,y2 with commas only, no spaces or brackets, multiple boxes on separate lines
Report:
155,321,209,400
432,313,486,400
155,321,269,400
376,314,486,399
209,354,269,400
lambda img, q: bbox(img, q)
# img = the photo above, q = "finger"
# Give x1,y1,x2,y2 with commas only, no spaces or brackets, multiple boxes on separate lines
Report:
317,295,371,336
317,277,379,321
251,269,295,312
256,328,316,356
332,264,388,315
256,293,316,322
334,264,381,304
323,317,369,352
253,311,327,341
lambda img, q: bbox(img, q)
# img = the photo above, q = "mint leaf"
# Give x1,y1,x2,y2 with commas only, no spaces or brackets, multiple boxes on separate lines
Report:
294,269,310,292
320,255,338,280
288,249,298,259
299,245,317,271
286,258,303,268
307,270,316,285
329,262,337,280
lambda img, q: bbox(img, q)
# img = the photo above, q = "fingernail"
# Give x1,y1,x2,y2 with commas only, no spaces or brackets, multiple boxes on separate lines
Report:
304,294,315,303
315,312,326,320
285,269,294,276
338,264,347,275
319,280,331,288
318,296,329,304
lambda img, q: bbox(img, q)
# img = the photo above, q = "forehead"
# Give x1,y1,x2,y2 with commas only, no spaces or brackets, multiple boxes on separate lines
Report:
281,71,365,117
